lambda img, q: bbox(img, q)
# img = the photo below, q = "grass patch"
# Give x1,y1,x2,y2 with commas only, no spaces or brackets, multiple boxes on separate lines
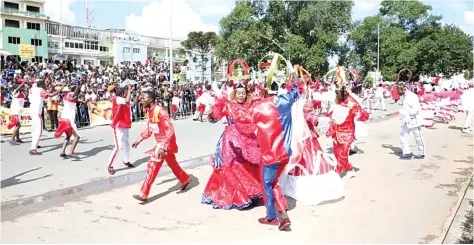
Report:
457,200,473,244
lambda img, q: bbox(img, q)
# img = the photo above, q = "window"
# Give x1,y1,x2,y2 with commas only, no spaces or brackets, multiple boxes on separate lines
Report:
133,48,140,54
123,47,130,53
4,2,19,9
84,60,94,65
74,43,79,49
5,19,20,28
26,5,40,13
27,22,41,30
79,43,83,49
65,42,70,48
30,39,42,46
8,36,20,44
32,56,43,63
100,60,109,66
100,46,109,52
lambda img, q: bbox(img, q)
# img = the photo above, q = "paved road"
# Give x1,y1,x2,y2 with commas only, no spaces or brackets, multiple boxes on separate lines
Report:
1,115,472,243
0,98,399,202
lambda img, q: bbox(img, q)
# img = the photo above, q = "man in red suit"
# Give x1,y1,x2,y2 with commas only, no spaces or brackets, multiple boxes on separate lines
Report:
131,91,191,202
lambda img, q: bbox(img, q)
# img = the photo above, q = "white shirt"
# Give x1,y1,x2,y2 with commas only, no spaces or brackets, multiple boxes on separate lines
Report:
375,86,384,97
29,87,48,115
10,91,25,115
400,90,422,128
461,88,474,111
172,96,180,105
61,93,77,120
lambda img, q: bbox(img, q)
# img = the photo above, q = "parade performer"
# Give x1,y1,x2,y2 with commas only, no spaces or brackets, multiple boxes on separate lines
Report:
419,84,437,128
28,80,63,155
397,81,426,159
248,78,304,231
7,81,26,145
107,83,134,175
54,81,81,158
171,91,180,119
461,82,474,133
131,91,191,202
202,67,263,209
193,84,213,122
280,67,344,206
326,64,369,179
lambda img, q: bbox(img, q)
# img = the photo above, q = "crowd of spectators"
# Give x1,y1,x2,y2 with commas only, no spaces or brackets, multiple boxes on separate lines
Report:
1,57,206,131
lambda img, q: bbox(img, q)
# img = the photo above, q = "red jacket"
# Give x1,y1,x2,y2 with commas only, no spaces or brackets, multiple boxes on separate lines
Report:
137,104,178,154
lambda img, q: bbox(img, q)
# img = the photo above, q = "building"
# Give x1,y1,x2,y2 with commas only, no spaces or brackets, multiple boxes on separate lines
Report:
1,0,48,62
109,30,147,65
46,21,115,66
185,50,213,82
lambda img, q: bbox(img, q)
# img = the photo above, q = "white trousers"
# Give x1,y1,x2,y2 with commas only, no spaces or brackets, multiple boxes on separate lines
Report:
400,126,425,155
108,127,130,167
463,110,474,129
373,96,386,110
30,113,43,150
361,98,371,113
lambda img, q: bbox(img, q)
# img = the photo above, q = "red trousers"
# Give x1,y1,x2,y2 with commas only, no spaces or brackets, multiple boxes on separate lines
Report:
333,141,352,174
139,153,189,199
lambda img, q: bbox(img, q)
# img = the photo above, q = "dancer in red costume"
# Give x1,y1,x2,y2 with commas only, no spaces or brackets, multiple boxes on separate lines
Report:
54,81,81,158
7,82,27,145
326,64,369,179
107,83,134,175
202,78,262,209
249,79,304,231
131,91,191,202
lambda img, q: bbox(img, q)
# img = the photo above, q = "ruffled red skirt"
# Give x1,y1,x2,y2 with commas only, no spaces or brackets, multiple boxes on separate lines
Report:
202,162,262,209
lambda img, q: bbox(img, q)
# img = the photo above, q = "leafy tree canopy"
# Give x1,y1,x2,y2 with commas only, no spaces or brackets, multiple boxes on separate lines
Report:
348,0,473,81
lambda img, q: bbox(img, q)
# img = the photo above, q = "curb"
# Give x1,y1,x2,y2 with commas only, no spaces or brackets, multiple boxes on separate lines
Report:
1,154,214,216
442,177,474,244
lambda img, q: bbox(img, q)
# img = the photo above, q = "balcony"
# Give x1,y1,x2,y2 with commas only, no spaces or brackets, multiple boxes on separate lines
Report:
46,22,114,42
0,7,46,18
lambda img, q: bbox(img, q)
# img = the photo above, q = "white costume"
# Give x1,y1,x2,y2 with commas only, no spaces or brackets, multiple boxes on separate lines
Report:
461,85,474,133
373,85,386,110
399,90,425,157
29,86,48,151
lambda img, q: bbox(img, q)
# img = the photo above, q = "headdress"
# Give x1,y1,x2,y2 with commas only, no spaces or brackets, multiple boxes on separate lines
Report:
396,68,412,89
334,65,348,91
257,52,293,92
227,59,250,90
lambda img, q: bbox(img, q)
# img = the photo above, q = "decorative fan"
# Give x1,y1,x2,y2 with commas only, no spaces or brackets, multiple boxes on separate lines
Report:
257,52,293,92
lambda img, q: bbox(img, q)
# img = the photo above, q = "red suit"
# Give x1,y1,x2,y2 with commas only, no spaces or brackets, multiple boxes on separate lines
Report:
135,104,190,199
326,94,369,174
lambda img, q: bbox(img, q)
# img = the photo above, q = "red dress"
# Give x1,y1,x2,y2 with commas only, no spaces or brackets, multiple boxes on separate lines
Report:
391,85,400,100
202,95,262,209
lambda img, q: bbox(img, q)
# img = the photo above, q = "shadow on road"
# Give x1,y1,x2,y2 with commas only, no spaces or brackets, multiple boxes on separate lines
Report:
71,144,114,161
1,167,53,189
137,174,200,205
39,139,103,154
449,125,464,131
381,144,403,156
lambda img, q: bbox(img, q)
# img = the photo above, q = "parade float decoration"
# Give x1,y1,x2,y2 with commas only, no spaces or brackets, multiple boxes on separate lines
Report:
323,66,356,87
227,58,250,85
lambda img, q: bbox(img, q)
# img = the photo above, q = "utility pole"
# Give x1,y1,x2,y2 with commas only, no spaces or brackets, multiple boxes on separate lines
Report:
168,0,174,87
377,23,380,84
60,0,63,54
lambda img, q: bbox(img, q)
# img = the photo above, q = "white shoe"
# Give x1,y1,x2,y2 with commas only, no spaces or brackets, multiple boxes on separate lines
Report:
343,169,356,180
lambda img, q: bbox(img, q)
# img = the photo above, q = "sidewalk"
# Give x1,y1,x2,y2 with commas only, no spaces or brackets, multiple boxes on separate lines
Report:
2,117,472,243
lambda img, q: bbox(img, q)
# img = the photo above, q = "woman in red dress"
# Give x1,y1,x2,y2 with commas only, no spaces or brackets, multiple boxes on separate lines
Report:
201,80,263,210
391,84,400,103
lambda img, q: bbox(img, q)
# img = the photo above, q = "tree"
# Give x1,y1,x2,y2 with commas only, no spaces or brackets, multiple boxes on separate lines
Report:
215,0,354,76
182,31,217,81
349,0,473,81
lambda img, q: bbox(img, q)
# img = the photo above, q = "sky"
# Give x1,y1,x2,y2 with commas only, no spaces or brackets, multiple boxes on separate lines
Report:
44,0,474,40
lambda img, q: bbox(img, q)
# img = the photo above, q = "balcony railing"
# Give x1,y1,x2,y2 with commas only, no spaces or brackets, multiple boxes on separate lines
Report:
0,8,46,18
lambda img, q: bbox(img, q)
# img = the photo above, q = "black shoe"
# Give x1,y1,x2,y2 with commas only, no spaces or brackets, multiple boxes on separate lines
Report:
124,162,134,168
37,145,42,149
399,154,413,160
15,139,24,143
413,155,425,159
349,150,357,155
60,153,68,158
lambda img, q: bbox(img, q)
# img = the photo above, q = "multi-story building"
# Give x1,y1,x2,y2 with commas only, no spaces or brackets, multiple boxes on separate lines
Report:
1,0,48,62
46,21,115,66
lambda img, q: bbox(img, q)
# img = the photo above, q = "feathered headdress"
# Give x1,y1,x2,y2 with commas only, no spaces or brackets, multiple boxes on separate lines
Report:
396,68,412,89
227,59,250,90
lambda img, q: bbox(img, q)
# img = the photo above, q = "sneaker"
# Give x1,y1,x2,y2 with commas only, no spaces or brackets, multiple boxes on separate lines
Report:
413,155,425,159
29,150,42,155
399,154,413,160
278,218,291,231
15,139,24,143
258,217,279,226
60,153,68,158
108,166,115,175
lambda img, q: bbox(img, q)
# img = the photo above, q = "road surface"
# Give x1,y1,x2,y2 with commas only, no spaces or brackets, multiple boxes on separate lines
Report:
1,98,399,202
1,113,472,243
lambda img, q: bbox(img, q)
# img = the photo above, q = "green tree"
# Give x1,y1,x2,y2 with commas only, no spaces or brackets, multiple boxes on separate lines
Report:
182,31,218,81
215,0,354,76
349,0,473,81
